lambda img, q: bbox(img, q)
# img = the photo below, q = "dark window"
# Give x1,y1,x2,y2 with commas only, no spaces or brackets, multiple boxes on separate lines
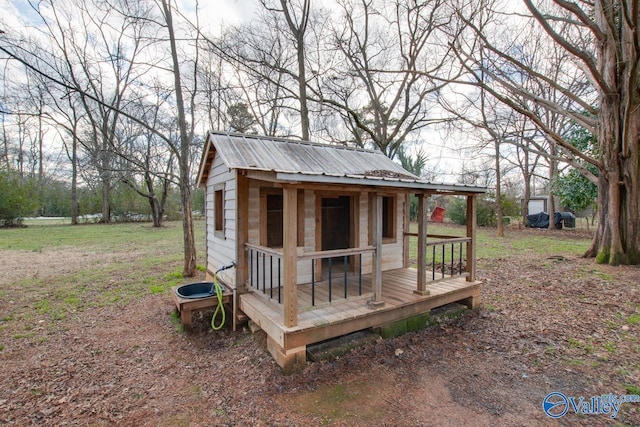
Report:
382,196,395,239
214,189,224,232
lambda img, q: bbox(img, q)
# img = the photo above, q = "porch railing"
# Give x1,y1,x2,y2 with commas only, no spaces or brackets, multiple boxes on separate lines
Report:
245,243,375,306
423,235,471,280
246,235,471,306
246,243,283,303
298,246,375,306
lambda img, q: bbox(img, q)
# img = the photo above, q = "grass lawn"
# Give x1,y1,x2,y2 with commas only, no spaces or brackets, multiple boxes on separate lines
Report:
0,221,206,331
408,222,592,263
2,220,639,426
0,220,203,253
0,220,592,337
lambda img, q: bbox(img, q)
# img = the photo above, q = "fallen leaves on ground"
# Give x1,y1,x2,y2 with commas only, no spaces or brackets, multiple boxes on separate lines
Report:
1,239,639,426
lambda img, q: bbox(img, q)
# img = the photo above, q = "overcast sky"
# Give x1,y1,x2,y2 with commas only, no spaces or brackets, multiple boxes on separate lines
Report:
0,0,256,29
193,0,255,28
0,0,523,188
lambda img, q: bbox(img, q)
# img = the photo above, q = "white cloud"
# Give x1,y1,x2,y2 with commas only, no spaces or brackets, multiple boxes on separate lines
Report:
189,0,256,29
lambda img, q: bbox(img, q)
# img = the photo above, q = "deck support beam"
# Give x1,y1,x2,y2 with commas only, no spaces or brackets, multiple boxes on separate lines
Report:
240,272,481,354
370,193,384,307
283,186,298,327
466,194,477,282
267,336,306,374
414,193,430,296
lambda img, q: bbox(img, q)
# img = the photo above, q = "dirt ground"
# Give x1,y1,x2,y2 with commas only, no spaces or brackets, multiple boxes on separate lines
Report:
1,231,639,426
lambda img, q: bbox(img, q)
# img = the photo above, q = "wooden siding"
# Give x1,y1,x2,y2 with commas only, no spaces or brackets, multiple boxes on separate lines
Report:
247,184,316,286
244,183,409,288
207,154,237,287
358,194,372,274
303,190,315,253
197,133,485,371
358,191,406,275
247,184,260,245
381,192,406,271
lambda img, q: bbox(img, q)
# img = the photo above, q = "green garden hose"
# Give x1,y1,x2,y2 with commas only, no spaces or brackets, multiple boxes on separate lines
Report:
210,274,226,330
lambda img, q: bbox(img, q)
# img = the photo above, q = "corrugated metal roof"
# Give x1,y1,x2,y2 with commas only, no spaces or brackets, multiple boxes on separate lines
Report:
199,131,485,194
210,132,414,178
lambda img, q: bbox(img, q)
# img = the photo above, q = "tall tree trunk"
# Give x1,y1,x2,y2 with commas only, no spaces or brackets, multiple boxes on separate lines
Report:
160,176,169,225
583,1,640,265
101,175,110,223
1,115,9,170
149,198,162,227
495,139,503,236
71,130,78,225
586,94,639,265
522,177,531,227
144,174,161,227
279,0,310,140
296,31,310,140
17,117,24,177
37,97,44,186
101,142,111,224
161,0,196,277
521,149,532,227
547,143,556,227
143,171,164,228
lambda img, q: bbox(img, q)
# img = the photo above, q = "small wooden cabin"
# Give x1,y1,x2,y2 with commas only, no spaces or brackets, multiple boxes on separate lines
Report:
197,131,485,372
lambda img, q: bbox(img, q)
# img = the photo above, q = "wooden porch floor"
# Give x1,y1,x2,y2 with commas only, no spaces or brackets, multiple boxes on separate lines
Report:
239,268,481,351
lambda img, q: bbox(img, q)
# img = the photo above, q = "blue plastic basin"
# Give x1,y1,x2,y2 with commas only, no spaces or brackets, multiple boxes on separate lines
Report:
175,282,214,299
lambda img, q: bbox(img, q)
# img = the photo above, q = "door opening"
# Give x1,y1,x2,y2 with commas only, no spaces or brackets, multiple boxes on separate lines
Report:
320,196,353,278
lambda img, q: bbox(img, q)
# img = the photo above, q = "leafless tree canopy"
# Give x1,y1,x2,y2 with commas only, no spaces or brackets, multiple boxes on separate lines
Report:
1,0,639,264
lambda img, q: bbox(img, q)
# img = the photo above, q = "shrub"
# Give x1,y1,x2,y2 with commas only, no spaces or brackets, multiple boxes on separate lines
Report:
447,195,498,227
0,169,39,226
447,197,467,225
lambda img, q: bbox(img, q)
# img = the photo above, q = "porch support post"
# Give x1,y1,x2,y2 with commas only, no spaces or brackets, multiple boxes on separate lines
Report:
466,194,477,282
414,193,430,296
283,185,298,327
403,192,411,268
236,173,249,293
370,192,384,307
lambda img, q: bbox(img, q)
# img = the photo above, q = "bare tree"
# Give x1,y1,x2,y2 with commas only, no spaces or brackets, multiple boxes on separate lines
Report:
0,0,201,274
313,0,467,158
442,83,520,236
45,89,84,224
453,0,639,264
272,0,311,140
444,14,579,233
118,88,175,227
504,119,543,227
220,9,304,137
158,0,197,276
34,0,156,223
195,48,228,132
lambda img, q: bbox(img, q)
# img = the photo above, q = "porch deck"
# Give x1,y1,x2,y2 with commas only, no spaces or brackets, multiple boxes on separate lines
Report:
239,268,481,354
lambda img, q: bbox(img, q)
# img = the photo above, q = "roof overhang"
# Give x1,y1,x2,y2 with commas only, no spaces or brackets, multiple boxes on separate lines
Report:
275,172,486,195
196,135,214,187
196,131,487,195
